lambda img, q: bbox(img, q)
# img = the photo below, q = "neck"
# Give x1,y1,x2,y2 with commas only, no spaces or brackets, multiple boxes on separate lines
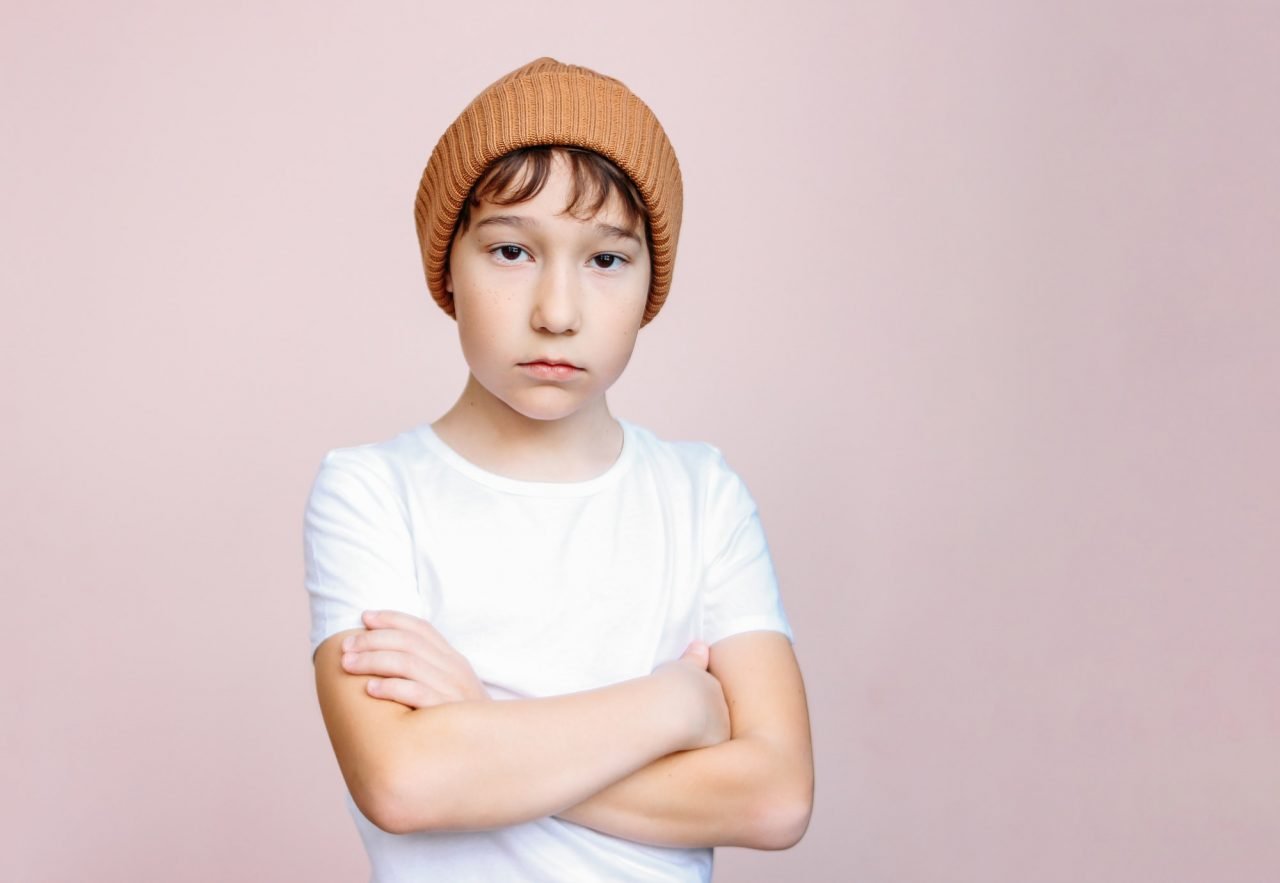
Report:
430,374,623,482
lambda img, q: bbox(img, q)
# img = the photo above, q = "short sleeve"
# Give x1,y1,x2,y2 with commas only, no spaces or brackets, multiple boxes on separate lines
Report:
699,446,794,646
302,449,424,658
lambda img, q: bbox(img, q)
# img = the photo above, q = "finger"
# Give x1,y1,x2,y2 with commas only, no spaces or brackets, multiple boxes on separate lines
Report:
362,610,452,651
346,631,471,678
344,649,460,692
343,627,430,655
342,649,428,681
680,641,710,669
367,610,451,652
365,677,445,710
355,616,450,655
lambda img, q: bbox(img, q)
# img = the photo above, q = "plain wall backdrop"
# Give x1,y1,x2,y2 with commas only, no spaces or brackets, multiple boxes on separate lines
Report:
3,1,1278,881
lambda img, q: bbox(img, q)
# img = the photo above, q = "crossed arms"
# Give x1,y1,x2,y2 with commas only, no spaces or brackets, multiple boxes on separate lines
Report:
313,610,814,849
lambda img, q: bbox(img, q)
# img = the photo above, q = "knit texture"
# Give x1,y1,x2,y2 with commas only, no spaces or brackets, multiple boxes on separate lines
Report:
414,57,683,327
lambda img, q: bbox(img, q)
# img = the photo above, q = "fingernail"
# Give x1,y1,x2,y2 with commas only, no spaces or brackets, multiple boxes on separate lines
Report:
342,652,356,667
342,636,354,651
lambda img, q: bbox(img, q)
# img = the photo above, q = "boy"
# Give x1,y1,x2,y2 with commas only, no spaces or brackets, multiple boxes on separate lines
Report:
304,57,813,882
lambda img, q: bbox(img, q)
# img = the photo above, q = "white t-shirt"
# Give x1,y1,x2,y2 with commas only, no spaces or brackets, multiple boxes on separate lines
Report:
303,417,793,883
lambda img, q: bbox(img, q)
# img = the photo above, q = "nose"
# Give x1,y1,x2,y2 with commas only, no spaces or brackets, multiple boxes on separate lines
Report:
530,259,582,335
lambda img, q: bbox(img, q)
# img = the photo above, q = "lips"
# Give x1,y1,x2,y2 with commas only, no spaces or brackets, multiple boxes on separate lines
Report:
519,358,584,381
521,357,583,370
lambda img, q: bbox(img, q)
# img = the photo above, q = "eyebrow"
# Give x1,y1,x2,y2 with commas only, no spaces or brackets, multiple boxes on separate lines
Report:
474,214,643,246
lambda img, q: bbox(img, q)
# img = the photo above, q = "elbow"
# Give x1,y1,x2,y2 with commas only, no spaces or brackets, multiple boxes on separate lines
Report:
351,773,421,836
363,796,423,836
349,756,452,836
360,797,416,837
357,779,454,836
750,793,813,851
352,743,505,835
745,775,814,850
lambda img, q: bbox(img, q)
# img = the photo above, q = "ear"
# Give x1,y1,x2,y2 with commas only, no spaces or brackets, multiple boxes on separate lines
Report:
443,268,453,295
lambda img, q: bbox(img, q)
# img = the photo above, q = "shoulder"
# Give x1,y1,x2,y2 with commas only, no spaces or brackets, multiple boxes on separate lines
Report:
621,420,751,505
314,423,431,480
624,419,733,476
306,424,430,511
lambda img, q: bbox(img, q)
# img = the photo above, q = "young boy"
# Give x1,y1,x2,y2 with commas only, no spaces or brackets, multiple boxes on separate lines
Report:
304,57,813,882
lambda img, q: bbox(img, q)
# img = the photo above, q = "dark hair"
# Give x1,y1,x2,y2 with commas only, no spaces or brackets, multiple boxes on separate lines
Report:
451,146,652,257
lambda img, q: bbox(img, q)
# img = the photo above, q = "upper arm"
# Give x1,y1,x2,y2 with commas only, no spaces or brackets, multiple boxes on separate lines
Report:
708,630,814,841
314,628,416,832
699,448,793,646
304,450,424,659
305,449,434,831
709,630,812,760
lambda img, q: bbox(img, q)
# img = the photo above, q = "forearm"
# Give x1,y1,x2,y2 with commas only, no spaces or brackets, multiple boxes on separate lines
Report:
555,733,812,850
366,673,694,834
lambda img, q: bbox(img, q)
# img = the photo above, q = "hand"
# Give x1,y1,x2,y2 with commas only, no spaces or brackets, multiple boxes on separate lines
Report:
652,641,731,750
340,609,490,709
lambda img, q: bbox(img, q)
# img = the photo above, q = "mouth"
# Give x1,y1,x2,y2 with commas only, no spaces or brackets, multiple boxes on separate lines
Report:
519,358,584,381
520,358,583,370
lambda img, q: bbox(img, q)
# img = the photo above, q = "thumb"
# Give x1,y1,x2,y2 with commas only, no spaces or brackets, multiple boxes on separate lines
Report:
680,640,710,668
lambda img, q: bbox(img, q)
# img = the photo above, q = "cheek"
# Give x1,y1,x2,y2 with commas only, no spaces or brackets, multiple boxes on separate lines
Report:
599,275,649,331
597,320,642,371
459,324,503,367
455,300,509,368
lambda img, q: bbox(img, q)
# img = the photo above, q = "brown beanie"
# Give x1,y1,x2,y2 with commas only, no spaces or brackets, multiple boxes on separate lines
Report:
413,57,683,327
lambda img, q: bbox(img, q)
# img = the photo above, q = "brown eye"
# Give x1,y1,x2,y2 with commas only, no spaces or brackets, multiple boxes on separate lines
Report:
497,245,526,262
592,254,625,269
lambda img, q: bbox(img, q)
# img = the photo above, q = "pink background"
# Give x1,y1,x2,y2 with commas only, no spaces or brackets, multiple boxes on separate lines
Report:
4,2,1278,881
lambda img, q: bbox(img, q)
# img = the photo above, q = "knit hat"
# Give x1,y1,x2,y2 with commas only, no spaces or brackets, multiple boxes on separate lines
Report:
413,57,683,327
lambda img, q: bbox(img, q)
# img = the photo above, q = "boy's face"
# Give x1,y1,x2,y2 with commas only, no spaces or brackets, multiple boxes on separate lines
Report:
444,153,651,425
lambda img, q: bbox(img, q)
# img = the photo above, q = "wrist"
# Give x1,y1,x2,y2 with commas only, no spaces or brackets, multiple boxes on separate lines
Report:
644,667,702,751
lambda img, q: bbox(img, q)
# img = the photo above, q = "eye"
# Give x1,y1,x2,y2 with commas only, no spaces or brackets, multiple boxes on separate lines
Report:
591,253,628,270
491,245,530,263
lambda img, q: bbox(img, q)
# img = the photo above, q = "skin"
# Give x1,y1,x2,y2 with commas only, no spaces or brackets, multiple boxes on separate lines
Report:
339,612,814,848
316,621,730,835
314,150,814,847
430,150,652,482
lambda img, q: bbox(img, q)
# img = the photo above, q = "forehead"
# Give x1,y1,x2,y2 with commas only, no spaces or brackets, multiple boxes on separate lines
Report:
468,150,648,239
472,210,644,247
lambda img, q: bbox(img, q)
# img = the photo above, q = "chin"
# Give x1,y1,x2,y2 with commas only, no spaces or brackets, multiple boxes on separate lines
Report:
499,392,589,423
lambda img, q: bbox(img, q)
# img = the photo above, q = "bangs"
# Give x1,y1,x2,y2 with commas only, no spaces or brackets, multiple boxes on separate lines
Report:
452,146,651,246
